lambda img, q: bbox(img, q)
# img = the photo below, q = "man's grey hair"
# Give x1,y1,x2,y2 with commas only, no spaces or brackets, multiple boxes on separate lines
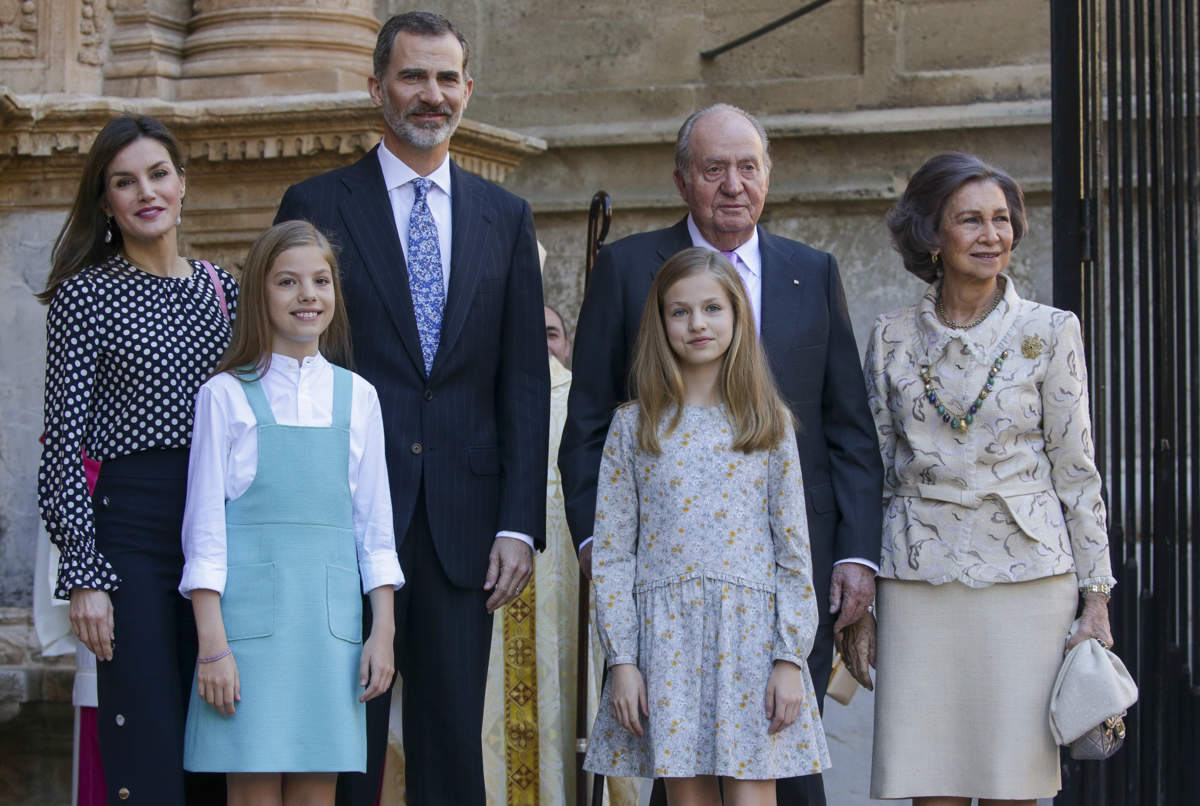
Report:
373,11,470,81
674,103,772,177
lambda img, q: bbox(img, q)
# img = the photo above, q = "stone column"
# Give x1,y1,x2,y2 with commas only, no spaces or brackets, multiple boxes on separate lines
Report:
178,0,379,99
103,0,191,100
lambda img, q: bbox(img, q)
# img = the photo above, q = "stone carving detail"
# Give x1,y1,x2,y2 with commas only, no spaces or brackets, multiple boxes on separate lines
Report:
79,0,115,66
0,0,38,60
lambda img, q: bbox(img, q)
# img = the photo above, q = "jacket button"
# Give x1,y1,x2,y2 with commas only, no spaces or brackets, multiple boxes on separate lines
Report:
424,389,433,401
101,496,110,507
115,714,125,726
411,443,422,455
118,787,130,799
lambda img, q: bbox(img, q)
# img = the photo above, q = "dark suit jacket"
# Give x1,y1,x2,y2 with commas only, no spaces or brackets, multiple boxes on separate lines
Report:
276,147,550,588
558,218,882,612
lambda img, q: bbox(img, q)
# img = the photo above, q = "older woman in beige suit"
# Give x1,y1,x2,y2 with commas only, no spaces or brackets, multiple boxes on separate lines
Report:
863,152,1115,805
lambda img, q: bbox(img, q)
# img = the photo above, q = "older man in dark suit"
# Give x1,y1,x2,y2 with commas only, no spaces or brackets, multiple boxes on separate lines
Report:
559,104,883,805
275,12,548,806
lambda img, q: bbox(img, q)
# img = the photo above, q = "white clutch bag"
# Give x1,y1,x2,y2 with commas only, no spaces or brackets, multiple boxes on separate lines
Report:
1048,622,1138,760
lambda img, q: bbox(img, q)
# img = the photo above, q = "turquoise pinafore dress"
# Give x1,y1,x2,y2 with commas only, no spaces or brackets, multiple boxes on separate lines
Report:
184,366,366,772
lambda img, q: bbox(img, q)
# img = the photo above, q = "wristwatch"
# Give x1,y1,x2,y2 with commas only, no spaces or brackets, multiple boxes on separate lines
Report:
1079,582,1112,601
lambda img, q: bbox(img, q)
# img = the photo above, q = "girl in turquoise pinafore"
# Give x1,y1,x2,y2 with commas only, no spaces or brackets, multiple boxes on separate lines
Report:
179,221,403,806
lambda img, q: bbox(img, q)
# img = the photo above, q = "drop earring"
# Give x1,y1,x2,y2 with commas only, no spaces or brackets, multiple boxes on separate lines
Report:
104,216,113,244
176,203,182,227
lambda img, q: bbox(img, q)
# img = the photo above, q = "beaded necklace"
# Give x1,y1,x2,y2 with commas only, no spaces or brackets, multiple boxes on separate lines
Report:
920,350,1010,432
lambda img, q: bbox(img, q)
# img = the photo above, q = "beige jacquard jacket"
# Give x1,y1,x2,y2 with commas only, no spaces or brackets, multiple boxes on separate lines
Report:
863,276,1116,589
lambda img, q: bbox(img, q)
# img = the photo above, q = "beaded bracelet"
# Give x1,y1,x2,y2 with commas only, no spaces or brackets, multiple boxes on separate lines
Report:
1079,583,1112,601
198,647,232,664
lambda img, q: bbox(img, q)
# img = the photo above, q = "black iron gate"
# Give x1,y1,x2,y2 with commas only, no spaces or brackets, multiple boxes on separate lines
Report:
1051,0,1199,803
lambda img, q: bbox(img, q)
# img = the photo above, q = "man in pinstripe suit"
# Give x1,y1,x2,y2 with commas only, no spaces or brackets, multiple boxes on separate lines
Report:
275,12,549,806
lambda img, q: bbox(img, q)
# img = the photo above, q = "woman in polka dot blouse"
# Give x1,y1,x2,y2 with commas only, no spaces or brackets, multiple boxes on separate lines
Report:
36,115,237,804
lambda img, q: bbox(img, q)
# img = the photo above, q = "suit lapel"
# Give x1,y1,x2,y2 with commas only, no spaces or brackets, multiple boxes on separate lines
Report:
654,218,694,277
758,227,812,359
434,161,491,376
337,149,425,374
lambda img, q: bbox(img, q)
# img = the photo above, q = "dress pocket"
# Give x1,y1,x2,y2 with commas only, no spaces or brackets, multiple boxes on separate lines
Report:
223,563,275,641
326,564,363,644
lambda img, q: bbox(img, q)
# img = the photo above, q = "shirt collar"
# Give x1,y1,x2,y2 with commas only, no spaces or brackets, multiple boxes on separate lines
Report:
916,274,1023,362
686,214,761,278
377,141,452,197
269,351,328,373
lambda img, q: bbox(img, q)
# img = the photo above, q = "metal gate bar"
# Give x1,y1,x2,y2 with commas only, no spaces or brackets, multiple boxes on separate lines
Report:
1051,1,1200,803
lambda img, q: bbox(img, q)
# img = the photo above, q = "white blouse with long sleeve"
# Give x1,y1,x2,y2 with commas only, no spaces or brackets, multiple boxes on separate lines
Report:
180,352,404,597
863,276,1116,589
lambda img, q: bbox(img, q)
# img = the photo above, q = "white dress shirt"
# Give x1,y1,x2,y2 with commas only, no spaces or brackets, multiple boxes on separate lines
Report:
180,352,405,597
376,141,534,551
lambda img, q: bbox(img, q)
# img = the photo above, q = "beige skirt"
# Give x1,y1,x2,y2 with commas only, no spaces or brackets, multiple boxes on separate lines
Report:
870,574,1077,800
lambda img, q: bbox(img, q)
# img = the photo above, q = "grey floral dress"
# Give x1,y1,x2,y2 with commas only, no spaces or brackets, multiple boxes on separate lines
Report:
583,403,831,780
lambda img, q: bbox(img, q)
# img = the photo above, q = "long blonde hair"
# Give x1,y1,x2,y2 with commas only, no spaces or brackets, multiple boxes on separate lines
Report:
214,220,352,380
628,247,793,454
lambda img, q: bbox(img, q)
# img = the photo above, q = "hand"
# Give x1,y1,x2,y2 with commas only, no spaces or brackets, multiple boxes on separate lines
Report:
484,537,534,613
359,627,396,702
834,612,877,690
1065,593,1115,651
610,663,648,737
578,542,593,580
764,660,806,735
69,588,114,661
829,562,876,633
197,651,240,717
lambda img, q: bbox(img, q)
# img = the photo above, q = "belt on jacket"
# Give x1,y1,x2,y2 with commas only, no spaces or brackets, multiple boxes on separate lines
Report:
894,480,1052,508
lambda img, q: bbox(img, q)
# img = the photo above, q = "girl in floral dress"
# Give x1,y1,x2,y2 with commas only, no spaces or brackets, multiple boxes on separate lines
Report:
584,247,830,805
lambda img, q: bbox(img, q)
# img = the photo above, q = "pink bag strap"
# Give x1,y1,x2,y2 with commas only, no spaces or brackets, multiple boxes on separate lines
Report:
199,259,230,322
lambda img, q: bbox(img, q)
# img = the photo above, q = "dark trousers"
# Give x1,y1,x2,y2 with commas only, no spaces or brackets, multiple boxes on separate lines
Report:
338,487,494,806
647,617,833,806
92,448,225,806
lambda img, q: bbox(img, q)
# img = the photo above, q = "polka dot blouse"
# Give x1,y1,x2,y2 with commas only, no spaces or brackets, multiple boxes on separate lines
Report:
38,254,238,600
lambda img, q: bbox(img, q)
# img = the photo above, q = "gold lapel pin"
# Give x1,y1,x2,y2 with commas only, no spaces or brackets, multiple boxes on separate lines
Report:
1021,336,1044,359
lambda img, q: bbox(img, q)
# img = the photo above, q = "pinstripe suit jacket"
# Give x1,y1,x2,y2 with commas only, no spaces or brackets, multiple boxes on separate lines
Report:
276,147,549,587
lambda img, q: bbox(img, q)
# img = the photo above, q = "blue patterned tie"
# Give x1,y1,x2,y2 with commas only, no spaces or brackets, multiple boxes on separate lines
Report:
407,177,444,375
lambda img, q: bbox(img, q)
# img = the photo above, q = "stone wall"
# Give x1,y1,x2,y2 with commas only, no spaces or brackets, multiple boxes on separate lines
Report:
0,607,73,806
452,0,1050,126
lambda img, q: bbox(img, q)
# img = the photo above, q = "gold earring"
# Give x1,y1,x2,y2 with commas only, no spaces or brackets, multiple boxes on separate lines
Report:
931,251,940,264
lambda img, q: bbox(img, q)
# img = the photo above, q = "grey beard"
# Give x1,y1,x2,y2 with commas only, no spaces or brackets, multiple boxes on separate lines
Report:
383,106,461,150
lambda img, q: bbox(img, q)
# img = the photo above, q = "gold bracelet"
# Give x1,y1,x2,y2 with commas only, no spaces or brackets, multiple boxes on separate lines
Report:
1079,583,1112,601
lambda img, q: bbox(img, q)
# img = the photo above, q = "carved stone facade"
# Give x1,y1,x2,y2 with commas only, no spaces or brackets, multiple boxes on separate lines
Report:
0,90,543,267
0,0,39,60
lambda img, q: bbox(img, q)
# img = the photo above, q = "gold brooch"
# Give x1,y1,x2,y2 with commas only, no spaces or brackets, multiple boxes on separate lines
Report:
1021,336,1044,359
